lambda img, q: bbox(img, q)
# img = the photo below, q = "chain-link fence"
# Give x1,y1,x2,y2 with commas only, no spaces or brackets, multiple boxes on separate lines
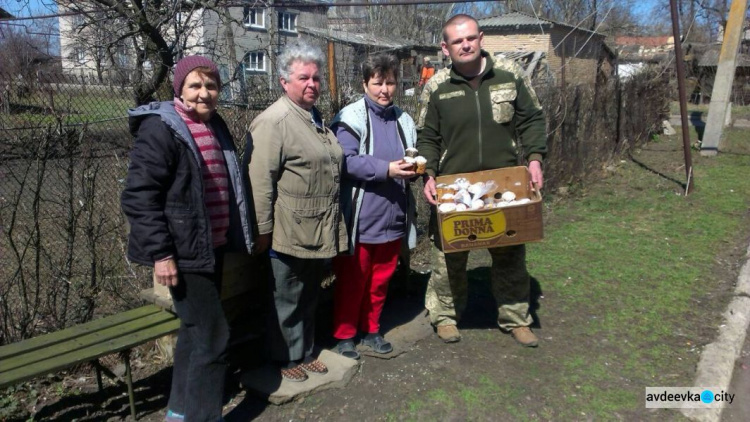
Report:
1,62,673,345
1,72,135,345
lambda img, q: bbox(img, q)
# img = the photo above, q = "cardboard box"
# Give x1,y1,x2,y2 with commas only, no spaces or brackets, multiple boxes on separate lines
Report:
436,166,543,253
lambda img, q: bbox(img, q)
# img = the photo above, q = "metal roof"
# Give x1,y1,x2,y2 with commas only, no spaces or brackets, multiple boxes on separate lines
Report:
0,6,14,19
494,51,541,61
478,11,602,37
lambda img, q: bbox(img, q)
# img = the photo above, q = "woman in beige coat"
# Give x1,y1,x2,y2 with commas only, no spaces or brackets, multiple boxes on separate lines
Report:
248,41,347,382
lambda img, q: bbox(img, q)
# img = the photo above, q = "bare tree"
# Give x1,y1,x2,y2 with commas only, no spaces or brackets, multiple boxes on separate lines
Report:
345,1,451,44
54,0,267,105
0,25,53,74
642,0,738,42
508,0,641,38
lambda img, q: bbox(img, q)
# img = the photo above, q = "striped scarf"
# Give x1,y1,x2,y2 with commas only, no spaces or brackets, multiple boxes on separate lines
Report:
175,99,230,248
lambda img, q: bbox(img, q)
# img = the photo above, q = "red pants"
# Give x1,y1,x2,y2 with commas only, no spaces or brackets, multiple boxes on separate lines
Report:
332,239,402,340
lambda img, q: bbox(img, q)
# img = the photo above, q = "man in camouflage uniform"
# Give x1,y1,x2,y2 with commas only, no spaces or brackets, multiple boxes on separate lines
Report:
417,14,547,346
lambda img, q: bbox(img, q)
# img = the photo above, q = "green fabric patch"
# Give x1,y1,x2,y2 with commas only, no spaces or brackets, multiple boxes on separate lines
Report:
439,90,466,100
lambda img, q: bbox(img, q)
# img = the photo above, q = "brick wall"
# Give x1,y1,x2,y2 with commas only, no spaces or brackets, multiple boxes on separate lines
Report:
482,28,605,86
482,33,550,54
549,27,602,86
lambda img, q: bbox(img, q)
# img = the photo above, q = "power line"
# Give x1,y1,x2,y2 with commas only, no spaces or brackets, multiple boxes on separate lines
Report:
0,10,78,22
244,0,493,7
0,0,495,22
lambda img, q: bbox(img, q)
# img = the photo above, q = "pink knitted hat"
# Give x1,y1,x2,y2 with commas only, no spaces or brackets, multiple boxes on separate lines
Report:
173,55,221,96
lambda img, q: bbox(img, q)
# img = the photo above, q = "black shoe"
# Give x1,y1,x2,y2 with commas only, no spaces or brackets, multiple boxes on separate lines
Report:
336,339,360,360
362,333,393,354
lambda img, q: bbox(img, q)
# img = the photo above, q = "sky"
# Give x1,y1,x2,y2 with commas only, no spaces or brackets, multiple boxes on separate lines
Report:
1,0,59,54
2,0,56,17
634,1,658,20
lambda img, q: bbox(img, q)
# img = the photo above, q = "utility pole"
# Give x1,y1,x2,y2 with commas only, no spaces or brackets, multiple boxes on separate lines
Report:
327,40,338,113
669,0,694,194
700,0,749,155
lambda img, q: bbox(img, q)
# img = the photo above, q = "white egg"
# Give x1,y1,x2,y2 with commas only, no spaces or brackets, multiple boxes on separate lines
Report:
501,191,516,202
438,203,456,213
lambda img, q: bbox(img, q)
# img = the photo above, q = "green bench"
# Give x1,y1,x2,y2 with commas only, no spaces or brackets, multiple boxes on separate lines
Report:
0,304,180,420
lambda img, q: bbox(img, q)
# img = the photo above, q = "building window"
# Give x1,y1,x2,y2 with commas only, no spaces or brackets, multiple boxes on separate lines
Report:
278,12,297,33
74,48,86,64
116,51,129,67
72,14,85,29
245,51,266,72
114,45,129,67
243,7,265,29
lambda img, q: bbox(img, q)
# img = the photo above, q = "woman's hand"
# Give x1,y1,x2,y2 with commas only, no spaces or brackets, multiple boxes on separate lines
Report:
154,258,179,287
388,159,416,180
253,233,272,255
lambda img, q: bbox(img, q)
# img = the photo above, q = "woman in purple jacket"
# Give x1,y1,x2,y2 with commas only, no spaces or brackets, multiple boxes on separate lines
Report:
330,54,418,360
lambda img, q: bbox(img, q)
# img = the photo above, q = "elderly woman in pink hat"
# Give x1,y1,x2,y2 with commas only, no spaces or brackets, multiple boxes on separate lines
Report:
121,56,254,421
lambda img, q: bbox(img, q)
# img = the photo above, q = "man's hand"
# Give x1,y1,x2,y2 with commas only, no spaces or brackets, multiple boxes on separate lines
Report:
154,258,179,287
423,176,437,205
529,160,544,190
389,159,417,180
253,233,271,255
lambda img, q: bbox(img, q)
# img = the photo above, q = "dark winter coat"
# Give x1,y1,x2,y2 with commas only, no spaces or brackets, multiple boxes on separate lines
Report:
121,101,254,272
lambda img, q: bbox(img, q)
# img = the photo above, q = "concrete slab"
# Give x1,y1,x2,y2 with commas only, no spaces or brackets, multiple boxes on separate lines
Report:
359,298,433,359
238,273,434,404
240,349,360,405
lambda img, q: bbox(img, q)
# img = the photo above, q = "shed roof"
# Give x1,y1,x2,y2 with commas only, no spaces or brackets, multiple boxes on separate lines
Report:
494,51,547,74
494,51,540,61
477,11,603,38
0,6,14,19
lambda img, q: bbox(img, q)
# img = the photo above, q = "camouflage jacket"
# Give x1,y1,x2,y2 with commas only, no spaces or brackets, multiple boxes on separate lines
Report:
416,51,547,178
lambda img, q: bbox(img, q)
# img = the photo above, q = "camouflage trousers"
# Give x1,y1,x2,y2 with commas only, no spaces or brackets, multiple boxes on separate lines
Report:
424,244,533,330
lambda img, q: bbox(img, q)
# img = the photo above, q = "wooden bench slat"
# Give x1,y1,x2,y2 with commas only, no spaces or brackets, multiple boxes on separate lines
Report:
1,310,178,373
0,317,180,389
0,305,165,360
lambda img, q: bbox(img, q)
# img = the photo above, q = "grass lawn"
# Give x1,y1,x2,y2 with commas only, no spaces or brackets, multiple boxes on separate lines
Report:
3,90,132,129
